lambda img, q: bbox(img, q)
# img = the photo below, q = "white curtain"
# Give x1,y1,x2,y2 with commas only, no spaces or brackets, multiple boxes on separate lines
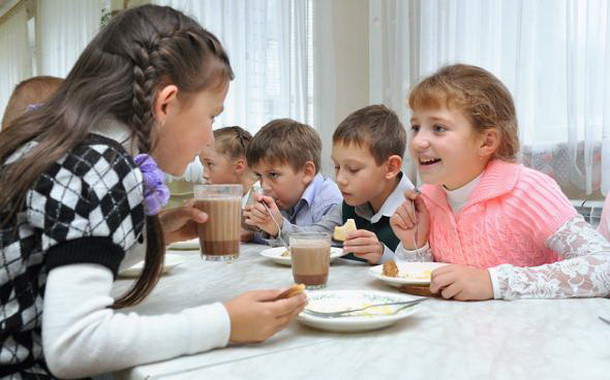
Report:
152,0,315,133
371,0,610,198
153,0,338,178
0,2,31,125
37,0,103,77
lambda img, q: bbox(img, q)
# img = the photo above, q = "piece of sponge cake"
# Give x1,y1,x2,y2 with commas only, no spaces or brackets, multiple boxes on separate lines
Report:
333,218,357,241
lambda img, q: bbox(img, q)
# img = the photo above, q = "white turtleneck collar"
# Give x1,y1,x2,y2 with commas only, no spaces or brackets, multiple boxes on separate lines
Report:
443,174,482,214
91,116,137,155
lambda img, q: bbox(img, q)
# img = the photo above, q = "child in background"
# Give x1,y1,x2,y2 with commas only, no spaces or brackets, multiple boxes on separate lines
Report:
200,126,259,207
200,126,260,241
243,118,342,245
391,63,610,300
0,5,305,378
247,105,414,264
1,75,63,130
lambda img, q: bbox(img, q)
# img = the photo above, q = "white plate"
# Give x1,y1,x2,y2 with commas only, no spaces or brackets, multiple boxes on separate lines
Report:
118,254,186,277
297,290,420,332
260,247,345,266
167,238,200,250
369,261,448,286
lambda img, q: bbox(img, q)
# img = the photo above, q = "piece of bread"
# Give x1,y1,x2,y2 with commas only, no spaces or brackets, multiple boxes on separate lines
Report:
333,218,357,241
276,284,305,300
382,260,399,277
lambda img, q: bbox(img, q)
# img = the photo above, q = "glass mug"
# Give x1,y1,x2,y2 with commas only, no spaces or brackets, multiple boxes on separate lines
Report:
289,232,331,289
193,184,243,261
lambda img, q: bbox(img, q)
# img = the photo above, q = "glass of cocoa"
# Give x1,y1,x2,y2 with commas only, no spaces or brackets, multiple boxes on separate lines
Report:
289,232,331,289
193,184,243,261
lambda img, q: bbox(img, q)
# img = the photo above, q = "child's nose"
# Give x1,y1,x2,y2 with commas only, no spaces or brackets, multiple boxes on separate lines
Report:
335,170,348,186
412,133,430,150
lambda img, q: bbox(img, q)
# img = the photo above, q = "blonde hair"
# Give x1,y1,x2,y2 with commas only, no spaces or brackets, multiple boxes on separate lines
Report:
246,119,321,173
408,64,519,162
1,76,64,130
213,126,252,161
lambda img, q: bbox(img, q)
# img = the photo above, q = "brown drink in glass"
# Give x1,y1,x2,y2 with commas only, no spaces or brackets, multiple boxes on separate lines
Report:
290,233,331,289
194,184,242,261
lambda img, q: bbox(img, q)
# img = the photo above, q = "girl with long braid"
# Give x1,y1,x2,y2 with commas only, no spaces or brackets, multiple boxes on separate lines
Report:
0,5,305,378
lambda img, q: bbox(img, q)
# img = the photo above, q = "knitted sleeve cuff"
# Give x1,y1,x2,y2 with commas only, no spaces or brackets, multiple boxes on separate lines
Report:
46,237,125,277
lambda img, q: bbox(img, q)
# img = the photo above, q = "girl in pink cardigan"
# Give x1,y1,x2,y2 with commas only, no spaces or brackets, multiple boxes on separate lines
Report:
391,64,610,301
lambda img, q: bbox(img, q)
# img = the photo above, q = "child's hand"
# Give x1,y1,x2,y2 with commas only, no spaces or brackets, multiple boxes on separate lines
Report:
390,189,429,249
224,289,307,344
429,265,493,301
343,229,384,264
158,199,208,244
243,194,283,237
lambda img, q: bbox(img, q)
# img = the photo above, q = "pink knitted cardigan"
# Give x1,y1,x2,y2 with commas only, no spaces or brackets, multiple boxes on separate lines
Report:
421,160,577,269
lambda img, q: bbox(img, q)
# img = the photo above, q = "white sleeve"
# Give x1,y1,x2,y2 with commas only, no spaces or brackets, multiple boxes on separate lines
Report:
393,241,433,262
42,263,230,379
488,215,610,300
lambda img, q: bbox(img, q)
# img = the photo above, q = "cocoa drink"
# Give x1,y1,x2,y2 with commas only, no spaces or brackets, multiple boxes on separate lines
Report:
290,233,331,289
194,184,243,261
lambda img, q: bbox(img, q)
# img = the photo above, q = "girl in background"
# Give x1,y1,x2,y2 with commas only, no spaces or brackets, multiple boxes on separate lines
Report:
391,64,610,301
200,126,261,242
199,126,260,208
0,5,305,378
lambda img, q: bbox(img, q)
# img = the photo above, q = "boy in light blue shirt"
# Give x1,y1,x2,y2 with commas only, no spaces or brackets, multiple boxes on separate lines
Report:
244,119,342,243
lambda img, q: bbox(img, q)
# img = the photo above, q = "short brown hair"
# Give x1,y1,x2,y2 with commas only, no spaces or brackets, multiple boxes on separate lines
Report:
333,104,406,165
408,64,519,162
1,76,64,130
213,126,252,160
247,118,321,173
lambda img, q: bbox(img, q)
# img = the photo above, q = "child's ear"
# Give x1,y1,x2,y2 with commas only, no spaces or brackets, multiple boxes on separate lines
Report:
154,84,179,125
233,158,246,175
478,129,500,158
301,161,316,183
384,155,402,179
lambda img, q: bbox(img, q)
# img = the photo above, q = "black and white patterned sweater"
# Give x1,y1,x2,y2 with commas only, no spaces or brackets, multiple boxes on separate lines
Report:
0,133,145,378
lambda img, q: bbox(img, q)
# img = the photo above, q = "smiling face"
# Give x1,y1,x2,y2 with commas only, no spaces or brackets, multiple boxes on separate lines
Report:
153,82,229,176
251,160,314,210
331,142,395,211
409,106,491,190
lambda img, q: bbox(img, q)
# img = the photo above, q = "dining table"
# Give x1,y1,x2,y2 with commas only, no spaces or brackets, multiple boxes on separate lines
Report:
112,243,610,380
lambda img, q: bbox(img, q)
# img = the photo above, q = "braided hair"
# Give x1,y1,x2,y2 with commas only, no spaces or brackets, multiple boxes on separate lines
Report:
0,5,234,307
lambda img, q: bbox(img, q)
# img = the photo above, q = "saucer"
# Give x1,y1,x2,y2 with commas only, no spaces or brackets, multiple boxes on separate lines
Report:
297,290,420,332
369,261,448,286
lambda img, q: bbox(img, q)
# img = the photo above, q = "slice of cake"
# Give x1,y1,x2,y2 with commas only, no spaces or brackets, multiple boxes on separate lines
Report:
333,218,357,241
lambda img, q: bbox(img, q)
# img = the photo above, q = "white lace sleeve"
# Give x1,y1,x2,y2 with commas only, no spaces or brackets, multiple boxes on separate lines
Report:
489,215,610,300
394,241,434,262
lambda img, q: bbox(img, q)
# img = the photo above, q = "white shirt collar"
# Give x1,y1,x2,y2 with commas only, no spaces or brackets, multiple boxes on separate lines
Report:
355,172,414,223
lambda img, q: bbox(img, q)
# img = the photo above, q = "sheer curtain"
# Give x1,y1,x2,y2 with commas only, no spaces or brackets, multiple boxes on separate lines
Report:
371,0,610,198
152,0,315,132
153,0,338,178
0,1,31,125
37,0,103,77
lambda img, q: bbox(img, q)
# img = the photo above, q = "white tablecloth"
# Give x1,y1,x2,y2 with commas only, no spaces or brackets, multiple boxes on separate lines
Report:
112,244,610,380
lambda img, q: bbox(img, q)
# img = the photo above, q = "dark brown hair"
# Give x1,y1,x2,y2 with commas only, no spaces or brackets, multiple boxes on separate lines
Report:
1,76,64,130
408,64,519,162
0,5,233,308
246,119,321,173
213,126,252,161
333,104,406,165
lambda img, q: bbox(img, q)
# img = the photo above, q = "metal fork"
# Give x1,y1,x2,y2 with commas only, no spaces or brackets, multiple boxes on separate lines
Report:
599,316,610,325
303,298,427,318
